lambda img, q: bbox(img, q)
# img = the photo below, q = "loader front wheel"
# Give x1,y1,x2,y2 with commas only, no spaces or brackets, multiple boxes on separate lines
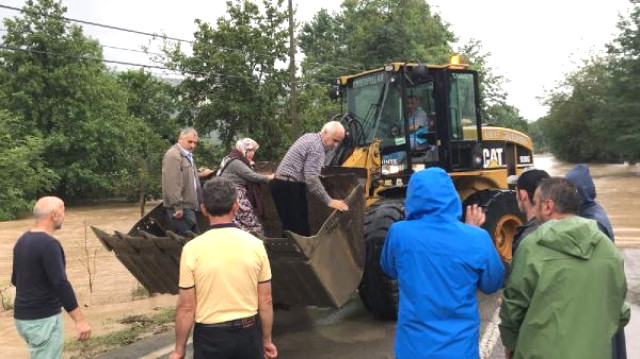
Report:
463,190,525,262
358,199,404,320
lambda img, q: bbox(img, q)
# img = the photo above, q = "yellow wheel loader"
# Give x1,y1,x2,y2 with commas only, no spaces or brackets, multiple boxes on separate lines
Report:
93,57,534,320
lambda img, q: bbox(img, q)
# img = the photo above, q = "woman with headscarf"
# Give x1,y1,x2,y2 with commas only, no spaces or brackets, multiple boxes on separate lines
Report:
218,138,274,235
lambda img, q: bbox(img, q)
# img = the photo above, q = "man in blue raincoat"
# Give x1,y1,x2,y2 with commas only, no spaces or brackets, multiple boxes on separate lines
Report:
380,167,504,359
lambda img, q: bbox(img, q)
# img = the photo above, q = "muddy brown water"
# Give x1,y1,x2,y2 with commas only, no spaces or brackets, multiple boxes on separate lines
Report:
1,154,639,358
534,154,640,247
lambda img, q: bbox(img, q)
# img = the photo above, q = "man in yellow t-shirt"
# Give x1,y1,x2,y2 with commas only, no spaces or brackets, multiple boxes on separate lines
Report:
169,178,277,359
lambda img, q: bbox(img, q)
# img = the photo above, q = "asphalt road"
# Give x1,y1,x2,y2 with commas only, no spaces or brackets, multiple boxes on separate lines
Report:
98,248,640,359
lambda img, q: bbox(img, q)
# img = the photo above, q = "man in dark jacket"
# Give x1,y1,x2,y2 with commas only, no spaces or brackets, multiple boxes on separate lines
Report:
380,168,504,359
512,169,550,255
566,164,627,359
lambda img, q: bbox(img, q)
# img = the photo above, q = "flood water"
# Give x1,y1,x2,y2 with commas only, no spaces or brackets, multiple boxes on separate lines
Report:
534,154,640,247
1,154,639,358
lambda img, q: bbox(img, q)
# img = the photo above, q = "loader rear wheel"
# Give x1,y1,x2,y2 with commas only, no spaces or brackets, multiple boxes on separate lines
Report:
463,190,525,262
358,199,404,320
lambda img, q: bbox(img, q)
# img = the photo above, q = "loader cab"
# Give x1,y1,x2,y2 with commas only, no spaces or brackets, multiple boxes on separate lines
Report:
335,60,484,179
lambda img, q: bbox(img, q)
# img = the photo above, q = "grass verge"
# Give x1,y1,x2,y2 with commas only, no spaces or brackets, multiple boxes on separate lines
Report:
65,307,175,359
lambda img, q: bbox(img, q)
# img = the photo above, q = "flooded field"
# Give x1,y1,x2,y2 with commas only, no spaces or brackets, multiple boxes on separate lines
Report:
1,154,639,358
535,154,640,247
0,202,176,358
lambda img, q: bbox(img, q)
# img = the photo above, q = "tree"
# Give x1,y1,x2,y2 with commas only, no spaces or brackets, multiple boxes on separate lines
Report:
0,110,58,220
298,0,455,85
163,0,291,161
538,57,615,162
527,119,549,153
457,39,508,116
116,69,180,142
484,102,528,133
605,0,640,162
0,0,168,202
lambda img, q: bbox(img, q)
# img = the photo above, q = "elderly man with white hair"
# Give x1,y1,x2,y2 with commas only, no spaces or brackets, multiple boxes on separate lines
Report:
12,196,91,359
270,121,349,236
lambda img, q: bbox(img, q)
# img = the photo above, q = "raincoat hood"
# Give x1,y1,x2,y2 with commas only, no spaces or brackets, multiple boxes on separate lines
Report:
565,164,596,204
405,167,461,221
565,164,615,240
537,216,603,259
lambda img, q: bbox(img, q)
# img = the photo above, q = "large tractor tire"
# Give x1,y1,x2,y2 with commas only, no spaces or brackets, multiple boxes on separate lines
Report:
463,190,525,261
358,199,404,320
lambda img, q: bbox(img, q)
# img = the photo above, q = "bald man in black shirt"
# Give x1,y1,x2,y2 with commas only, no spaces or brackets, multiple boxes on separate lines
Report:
12,196,91,358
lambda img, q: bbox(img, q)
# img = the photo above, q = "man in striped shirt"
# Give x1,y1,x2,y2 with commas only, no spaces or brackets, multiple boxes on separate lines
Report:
270,121,349,236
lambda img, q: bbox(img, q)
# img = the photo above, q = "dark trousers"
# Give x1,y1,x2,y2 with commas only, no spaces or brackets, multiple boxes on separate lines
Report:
612,328,627,359
269,179,310,236
165,208,198,236
193,322,263,359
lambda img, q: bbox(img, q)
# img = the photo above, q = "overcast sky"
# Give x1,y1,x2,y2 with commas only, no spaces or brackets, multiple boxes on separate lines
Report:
0,0,632,121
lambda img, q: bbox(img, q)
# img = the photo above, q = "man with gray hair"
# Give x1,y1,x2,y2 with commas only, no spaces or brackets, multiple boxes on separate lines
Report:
12,196,91,358
270,121,349,236
162,128,214,235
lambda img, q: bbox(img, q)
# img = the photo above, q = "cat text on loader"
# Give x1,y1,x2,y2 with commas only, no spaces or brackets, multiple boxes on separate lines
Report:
91,56,533,321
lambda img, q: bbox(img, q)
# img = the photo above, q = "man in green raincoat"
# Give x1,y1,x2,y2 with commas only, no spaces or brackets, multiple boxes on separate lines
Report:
499,178,630,359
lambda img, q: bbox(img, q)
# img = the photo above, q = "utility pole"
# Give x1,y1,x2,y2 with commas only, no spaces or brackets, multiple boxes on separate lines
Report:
288,0,298,138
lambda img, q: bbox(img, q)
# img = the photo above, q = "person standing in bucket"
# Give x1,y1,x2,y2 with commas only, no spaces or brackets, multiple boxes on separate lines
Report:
270,121,349,236
162,127,214,236
218,138,274,236
169,178,277,359
380,168,504,359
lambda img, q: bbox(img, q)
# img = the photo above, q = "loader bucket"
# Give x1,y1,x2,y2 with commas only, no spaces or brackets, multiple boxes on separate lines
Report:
91,167,366,309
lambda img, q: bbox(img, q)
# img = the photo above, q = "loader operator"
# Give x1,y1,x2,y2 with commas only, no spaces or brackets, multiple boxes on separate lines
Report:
270,121,349,236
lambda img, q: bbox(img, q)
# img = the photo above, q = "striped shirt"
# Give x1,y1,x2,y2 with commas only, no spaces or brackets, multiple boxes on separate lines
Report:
276,133,331,204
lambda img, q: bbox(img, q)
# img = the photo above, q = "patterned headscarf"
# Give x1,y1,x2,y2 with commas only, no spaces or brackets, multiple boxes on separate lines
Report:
235,138,259,157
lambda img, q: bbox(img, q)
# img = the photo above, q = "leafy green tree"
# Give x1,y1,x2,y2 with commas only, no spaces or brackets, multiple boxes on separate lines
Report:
0,0,168,202
299,0,455,84
116,69,180,142
0,110,58,220
163,0,290,161
484,102,528,133
457,39,508,116
605,0,640,162
539,57,614,162
527,119,549,153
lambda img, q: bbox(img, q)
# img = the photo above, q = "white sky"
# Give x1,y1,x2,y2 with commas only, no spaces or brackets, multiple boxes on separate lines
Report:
0,0,632,121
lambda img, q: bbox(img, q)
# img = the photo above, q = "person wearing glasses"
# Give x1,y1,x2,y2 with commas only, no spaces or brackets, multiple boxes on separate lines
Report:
162,127,213,236
270,121,349,236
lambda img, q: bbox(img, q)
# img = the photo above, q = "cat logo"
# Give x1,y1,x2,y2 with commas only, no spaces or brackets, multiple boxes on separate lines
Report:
483,148,504,168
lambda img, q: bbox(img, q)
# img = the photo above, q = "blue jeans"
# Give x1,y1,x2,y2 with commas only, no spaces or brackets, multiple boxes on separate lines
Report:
15,313,63,359
166,208,199,236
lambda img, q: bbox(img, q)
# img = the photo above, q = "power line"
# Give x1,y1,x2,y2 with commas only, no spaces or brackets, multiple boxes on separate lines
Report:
0,44,209,77
0,4,193,44
0,3,366,74
0,44,333,87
